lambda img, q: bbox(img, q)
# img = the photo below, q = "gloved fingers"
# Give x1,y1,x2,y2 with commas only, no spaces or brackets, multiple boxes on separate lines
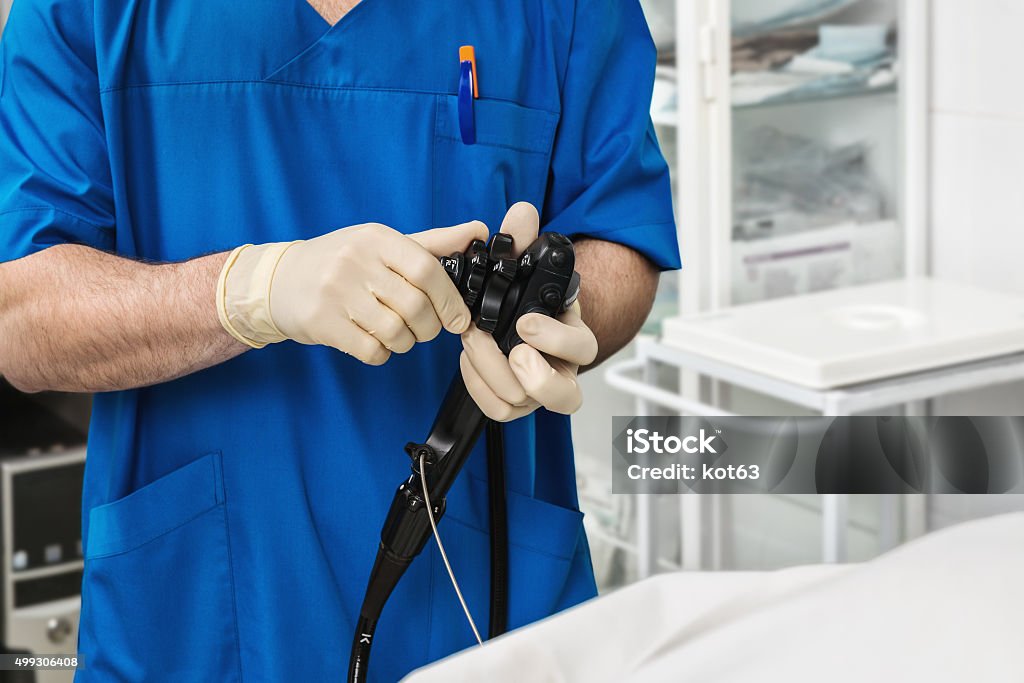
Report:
509,344,583,415
498,202,540,257
349,299,417,354
317,319,392,366
384,238,472,335
371,271,443,343
461,352,538,422
515,305,598,367
461,326,530,406
409,220,489,257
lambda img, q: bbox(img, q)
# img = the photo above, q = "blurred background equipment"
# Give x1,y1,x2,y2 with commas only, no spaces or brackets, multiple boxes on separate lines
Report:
581,0,916,589
0,383,87,683
732,125,884,240
577,0,1024,596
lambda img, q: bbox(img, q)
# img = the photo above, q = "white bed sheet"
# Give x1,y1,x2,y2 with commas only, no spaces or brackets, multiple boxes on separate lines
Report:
405,513,1024,682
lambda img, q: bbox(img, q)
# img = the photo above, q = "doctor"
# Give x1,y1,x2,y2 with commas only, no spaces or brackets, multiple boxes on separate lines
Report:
0,0,679,680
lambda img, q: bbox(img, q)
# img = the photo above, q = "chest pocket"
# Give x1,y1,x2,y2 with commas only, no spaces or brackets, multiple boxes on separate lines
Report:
432,95,558,229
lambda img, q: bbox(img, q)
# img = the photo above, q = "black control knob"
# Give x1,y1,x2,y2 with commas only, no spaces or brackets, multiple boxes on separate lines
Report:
440,254,464,284
539,284,563,311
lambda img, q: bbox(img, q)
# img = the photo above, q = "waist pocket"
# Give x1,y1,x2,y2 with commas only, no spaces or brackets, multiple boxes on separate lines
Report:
425,473,589,661
432,95,558,229
79,452,240,682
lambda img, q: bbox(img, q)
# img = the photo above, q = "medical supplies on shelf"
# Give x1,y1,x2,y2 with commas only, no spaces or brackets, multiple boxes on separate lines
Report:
731,218,901,304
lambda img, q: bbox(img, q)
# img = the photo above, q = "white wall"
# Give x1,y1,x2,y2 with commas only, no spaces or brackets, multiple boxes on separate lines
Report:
930,0,1024,416
928,0,1024,526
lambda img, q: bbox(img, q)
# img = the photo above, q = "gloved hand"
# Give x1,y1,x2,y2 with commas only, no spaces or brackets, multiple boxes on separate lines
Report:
217,221,488,364
460,203,598,421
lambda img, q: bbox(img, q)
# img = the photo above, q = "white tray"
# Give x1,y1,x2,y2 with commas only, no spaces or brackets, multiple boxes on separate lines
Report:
661,278,1024,389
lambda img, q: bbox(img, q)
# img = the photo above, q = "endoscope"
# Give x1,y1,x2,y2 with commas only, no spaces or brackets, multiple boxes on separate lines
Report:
347,231,580,683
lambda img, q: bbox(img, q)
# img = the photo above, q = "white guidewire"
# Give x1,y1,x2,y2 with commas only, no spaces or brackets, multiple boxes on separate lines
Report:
419,453,484,646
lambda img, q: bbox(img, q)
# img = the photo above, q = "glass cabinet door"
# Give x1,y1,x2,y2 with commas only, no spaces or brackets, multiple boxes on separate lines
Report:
729,0,903,305
722,0,906,571
579,1,920,585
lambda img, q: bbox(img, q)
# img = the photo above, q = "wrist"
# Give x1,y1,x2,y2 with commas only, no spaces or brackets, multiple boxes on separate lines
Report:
216,241,299,348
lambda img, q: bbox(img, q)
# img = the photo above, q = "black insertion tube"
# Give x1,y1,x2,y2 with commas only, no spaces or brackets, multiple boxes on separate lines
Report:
348,550,412,683
348,375,487,683
348,614,375,683
486,420,509,638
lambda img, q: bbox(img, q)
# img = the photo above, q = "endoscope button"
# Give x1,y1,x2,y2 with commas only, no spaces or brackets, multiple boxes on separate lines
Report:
505,332,523,352
540,284,563,310
550,249,568,268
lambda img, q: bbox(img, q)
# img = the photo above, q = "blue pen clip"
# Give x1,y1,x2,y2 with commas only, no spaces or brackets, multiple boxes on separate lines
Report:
458,45,477,145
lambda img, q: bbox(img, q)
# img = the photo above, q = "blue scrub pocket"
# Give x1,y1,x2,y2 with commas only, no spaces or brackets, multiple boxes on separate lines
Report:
79,452,240,682
425,474,586,660
432,95,558,229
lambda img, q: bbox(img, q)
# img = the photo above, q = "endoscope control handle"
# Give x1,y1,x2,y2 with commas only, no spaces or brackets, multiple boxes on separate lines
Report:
501,270,581,352
493,234,579,355
440,232,580,356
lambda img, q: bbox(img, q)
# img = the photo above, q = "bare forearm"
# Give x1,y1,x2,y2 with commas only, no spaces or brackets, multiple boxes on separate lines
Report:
0,245,247,393
574,238,659,370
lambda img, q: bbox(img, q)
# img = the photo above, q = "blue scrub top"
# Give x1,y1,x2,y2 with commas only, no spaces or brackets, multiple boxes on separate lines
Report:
0,1,679,680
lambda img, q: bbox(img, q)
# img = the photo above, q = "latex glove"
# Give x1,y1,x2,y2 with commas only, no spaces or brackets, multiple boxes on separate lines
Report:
217,221,488,364
460,203,598,421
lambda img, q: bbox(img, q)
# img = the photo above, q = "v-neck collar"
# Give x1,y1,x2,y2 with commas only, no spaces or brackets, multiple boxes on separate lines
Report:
306,0,364,27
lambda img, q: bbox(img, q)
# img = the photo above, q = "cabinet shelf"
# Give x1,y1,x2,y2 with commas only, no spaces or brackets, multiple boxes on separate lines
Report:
733,80,896,110
652,80,896,127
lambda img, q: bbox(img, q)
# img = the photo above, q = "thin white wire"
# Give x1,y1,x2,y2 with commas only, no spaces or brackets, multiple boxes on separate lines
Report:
419,454,484,646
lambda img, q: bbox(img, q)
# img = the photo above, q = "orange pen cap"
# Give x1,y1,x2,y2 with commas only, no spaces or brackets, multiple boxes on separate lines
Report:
459,45,479,98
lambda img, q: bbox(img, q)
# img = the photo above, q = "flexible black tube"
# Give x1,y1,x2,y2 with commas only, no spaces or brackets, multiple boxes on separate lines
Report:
347,377,485,683
348,614,375,683
348,550,412,683
486,420,509,638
